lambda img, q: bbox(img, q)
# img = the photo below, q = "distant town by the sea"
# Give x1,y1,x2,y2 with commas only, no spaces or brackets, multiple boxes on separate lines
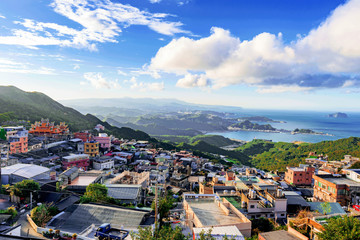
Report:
207,109,360,143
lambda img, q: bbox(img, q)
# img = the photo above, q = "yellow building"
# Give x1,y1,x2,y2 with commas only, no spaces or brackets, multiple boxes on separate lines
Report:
84,142,99,157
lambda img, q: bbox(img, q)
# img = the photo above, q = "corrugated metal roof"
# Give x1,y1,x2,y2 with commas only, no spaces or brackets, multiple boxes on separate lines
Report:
309,202,346,215
106,184,141,200
2,164,50,179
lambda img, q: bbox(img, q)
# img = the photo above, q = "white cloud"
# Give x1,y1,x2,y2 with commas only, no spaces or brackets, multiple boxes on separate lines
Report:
73,64,80,70
0,58,55,75
256,85,314,94
117,69,128,76
126,77,164,91
150,0,360,91
131,64,161,79
150,0,162,3
83,72,120,89
0,14,5,19
176,73,210,88
0,0,189,50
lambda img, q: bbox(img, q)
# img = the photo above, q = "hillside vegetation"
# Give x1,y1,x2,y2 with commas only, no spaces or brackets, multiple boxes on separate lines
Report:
237,138,360,171
0,86,152,141
154,134,238,147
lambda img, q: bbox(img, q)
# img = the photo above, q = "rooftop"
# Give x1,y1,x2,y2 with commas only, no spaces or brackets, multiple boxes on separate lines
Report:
259,230,302,240
193,226,243,239
69,175,98,186
315,175,360,187
106,184,141,200
2,164,49,178
187,199,245,226
49,204,149,233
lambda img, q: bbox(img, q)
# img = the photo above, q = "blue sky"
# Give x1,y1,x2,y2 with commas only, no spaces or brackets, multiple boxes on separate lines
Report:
0,0,360,111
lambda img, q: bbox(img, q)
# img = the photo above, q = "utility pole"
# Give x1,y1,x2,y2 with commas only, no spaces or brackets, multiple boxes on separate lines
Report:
30,191,32,210
155,183,158,225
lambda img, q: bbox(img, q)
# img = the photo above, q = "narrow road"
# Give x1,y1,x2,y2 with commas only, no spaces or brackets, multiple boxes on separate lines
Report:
15,210,45,239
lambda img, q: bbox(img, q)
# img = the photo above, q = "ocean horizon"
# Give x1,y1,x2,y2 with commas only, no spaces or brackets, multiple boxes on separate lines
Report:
207,109,360,143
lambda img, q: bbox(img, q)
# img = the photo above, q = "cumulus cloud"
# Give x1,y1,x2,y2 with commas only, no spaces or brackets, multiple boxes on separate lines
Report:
117,69,128,76
73,64,80,70
83,72,120,89
0,0,189,50
176,73,211,88
150,0,360,91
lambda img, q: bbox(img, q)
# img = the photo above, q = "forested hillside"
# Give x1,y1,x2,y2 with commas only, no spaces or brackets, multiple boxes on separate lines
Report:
236,138,360,171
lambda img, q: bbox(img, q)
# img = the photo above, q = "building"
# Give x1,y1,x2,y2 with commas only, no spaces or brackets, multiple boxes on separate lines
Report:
74,132,91,142
48,203,151,234
259,230,306,240
106,184,143,205
84,141,99,157
93,156,114,171
62,154,90,170
239,189,287,220
29,119,69,136
1,164,51,185
93,133,111,151
183,194,251,237
62,170,103,194
193,226,244,240
285,165,315,186
3,127,28,154
94,124,105,131
313,173,360,206
109,171,149,188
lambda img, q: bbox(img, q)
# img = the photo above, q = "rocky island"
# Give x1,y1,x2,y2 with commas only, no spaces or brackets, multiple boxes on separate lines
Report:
328,112,348,118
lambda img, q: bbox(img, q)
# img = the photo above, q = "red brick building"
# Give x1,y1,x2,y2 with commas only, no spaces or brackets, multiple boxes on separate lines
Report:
285,165,315,186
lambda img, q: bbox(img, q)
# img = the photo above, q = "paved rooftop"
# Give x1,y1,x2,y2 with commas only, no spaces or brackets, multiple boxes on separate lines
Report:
259,230,302,240
188,199,244,226
69,175,98,186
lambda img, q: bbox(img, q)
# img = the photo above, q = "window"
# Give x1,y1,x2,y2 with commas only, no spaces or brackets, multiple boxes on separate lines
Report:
250,205,255,208
280,214,285,216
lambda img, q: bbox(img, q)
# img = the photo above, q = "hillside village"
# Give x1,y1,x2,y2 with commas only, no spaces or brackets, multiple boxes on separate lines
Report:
0,119,360,239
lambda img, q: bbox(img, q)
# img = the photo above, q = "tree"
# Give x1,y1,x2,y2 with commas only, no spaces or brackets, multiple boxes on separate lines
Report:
0,127,6,140
30,203,58,227
80,183,108,203
320,202,332,215
10,180,40,200
251,217,274,236
317,216,360,240
151,195,175,227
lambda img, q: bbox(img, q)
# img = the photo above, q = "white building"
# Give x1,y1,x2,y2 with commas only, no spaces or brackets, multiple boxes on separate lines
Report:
1,164,51,184
93,157,114,171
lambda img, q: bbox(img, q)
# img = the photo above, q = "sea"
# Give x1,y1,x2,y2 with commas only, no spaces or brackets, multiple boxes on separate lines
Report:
207,109,360,143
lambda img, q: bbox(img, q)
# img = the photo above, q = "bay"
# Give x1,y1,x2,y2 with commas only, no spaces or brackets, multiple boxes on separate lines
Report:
207,109,360,143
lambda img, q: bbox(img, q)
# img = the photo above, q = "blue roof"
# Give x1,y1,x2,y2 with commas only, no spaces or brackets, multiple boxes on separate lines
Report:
309,202,346,215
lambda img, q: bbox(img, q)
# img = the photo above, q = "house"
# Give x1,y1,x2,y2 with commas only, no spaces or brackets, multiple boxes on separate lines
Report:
106,184,143,205
183,194,251,237
93,156,114,171
62,154,90,170
285,165,315,186
62,170,103,194
48,203,151,234
109,171,149,188
240,189,287,220
3,126,28,154
259,230,306,240
93,133,111,152
73,132,91,142
1,164,51,185
84,141,99,157
313,172,360,206
193,226,245,240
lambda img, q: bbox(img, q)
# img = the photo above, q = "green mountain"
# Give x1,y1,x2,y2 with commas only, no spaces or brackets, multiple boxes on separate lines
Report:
154,134,238,148
0,86,152,141
237,137,360,171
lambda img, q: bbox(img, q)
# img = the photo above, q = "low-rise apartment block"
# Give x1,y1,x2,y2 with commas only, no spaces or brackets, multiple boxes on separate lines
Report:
285,165,315,186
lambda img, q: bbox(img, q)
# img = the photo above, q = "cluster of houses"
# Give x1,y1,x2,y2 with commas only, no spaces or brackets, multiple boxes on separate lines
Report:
0,120,360,239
